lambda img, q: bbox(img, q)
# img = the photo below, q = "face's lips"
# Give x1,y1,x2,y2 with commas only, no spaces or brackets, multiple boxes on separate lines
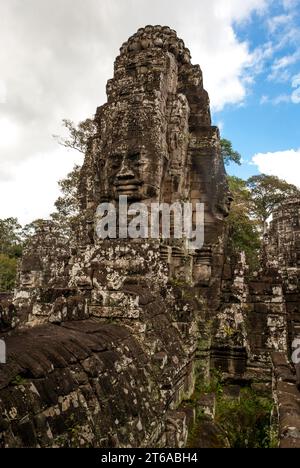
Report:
114,179,141,186
114,180,142,193
116,185,139,191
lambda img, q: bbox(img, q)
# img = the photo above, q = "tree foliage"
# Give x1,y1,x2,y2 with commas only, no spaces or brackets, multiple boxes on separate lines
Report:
227,173,300,269
221,139,242,166
0,254,18,292
22,219,47,243
227,176,261,270
0,218,23,258
246,174,300,227
51,164,81,229
53,118,96,154
54,164,81,218
216,388,274,448
0,218,23,291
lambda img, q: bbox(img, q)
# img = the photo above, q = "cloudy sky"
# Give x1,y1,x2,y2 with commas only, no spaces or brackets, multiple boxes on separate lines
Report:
0,0,300,224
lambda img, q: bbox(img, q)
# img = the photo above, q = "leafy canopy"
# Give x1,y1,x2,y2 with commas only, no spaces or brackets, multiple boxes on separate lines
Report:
0,218,23,292
226,176,261,270
220,139,241,166
246,174,300,224
53,118,96,154
50,164,81,230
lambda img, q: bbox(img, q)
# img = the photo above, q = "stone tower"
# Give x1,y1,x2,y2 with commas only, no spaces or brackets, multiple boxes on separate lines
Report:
265,198,300,349
0,26,230,448
15,25,230,328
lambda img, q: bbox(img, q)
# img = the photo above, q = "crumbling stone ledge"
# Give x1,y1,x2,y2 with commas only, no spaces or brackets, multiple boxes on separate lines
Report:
0,320,196,448
272,352,300,448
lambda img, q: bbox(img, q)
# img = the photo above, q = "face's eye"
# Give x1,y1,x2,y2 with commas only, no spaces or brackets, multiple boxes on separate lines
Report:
127,153,140,165
110,155,122,169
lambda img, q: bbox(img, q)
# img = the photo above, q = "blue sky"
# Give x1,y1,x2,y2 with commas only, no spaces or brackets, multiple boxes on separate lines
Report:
0,0,299,224
214,0,300,181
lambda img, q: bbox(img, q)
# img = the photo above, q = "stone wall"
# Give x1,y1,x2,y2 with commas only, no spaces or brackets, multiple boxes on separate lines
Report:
211,198,300,446
272,352,300,448
266,199,300,446
0,293,16,333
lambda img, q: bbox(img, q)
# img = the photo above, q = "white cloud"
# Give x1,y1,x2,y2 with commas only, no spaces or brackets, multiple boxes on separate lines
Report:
0,0,269,223
262,72,300,105
0,81,6,104
273,94,291,104
292,73,300,88
0,147,83,225
213,0,268,22
268,51,300,81
260,94,291,105
274,53,299,70
265,4,300,84
0,117,20,149
291,88,300,103
291,72,300,103
252,149,300,187
267,14,292,33
216,121,225,133
260,95,269,104
282,0,300,10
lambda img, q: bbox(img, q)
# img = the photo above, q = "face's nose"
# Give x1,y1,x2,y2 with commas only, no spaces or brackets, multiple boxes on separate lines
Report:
116,156,135,180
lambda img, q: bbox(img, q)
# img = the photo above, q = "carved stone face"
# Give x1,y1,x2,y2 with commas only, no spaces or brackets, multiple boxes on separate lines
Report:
20,271,40,288
106,151,143,201
223,192,234,216
217,190,233,218
100,145,166,203
96,50,181,205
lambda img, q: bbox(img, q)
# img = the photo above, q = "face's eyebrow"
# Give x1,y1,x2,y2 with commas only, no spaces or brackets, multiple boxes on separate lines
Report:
108,153,122,160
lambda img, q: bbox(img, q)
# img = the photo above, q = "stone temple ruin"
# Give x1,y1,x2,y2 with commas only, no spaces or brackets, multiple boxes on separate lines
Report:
0,26,300,448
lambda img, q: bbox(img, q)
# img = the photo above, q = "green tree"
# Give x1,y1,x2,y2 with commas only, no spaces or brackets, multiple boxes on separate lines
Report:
50,165,81,232
216,388,274,448
0,218,23,258
0,218,23,291
246,174,300,231
227,176,261,270
53,118,96,154
22,219,47,244
52,119,92,231
221,139,241,166
0,254,18,292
